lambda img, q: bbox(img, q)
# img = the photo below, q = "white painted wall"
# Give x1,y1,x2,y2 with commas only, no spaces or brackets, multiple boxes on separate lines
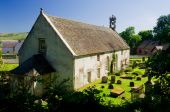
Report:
19,14,74,90
115,49,130,70
74,49,130,89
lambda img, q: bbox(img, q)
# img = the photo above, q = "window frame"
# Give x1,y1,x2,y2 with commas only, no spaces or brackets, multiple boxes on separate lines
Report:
97,55,100,61
38,38,46,53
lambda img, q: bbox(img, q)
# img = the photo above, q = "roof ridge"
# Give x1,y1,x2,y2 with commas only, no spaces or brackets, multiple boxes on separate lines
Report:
48,15,111,30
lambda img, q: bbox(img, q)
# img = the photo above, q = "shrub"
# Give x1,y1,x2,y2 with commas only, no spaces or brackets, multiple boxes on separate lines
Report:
136,77,141,81
111,76,116,84
117,80,122,84
101,76,108,83
108,84,114,89
130,82,134,87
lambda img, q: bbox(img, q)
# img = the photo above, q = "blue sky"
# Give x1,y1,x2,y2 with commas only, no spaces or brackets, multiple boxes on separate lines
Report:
0,0,170,33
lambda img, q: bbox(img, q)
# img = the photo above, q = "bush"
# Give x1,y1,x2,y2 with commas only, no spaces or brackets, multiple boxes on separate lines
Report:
130,82,134,87
117,80,122,84
111,76,116,84
101,76,108,83
136,77,141,81
108,84,114,89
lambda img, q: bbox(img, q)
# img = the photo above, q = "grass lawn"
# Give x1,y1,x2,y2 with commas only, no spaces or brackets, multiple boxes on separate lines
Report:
0,64,18,71
79,57,148,105
95,75,147,105
78,71,147,105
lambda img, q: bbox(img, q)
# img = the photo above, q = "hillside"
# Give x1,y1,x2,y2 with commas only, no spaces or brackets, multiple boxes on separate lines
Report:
0,32,28,40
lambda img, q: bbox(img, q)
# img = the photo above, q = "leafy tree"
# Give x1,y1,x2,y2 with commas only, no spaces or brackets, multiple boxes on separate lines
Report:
154,14,170,43
120,26,142,54
138,30,154,41
145,46,170,97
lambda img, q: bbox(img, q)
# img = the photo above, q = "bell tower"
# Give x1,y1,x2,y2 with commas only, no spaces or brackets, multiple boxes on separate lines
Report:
109,15,116,31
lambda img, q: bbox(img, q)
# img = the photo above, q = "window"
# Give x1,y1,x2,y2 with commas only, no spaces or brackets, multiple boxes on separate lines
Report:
87,72,91,83
106,56,110,71
97,68,100,78
139,49,142,54
38,38,46,53
97,55,100,61
121,50,123,55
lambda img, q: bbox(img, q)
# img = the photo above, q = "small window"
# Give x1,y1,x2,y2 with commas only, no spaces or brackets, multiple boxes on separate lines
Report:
121,50,123,55
138,49,142,54
87,72,91,83
39,38,46,53
97,55,100,61
97,68,100,78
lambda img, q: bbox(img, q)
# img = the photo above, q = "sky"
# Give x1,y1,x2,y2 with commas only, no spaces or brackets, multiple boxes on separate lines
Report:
0,0,170,33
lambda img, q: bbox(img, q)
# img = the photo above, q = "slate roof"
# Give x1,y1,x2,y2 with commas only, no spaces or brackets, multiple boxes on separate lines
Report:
2,40,18,48
10,54,55,75
137,40,160,50
48,15,129,56
137,40,151,49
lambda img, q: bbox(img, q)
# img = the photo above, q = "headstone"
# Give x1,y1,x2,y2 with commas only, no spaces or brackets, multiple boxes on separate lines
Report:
130,82,134,87
111,76,116,83
102,76,108,83
108,84,114,89
117,80,122,84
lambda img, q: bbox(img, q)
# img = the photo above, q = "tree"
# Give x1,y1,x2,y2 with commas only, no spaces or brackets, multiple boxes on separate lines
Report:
120,26,142,54
146,46,170,96
154,14,170,43
138,30,154,41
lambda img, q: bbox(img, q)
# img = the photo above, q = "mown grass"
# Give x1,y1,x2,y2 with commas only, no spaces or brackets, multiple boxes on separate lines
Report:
79,57,148,105
96,75,147,105
78,68,147,105
0,64,18,71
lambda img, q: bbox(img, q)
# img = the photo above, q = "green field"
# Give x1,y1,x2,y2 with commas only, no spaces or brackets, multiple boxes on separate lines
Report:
0,32,28,40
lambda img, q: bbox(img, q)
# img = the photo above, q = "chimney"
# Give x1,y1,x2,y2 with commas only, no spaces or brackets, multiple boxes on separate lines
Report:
109,15,116,31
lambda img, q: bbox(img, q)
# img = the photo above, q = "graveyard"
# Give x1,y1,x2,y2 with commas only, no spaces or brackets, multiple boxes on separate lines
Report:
79,57,148,105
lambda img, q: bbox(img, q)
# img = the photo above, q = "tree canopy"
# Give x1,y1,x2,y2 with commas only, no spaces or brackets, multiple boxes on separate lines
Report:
154,14,170,43
120,26,141,54
138,30,154,41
